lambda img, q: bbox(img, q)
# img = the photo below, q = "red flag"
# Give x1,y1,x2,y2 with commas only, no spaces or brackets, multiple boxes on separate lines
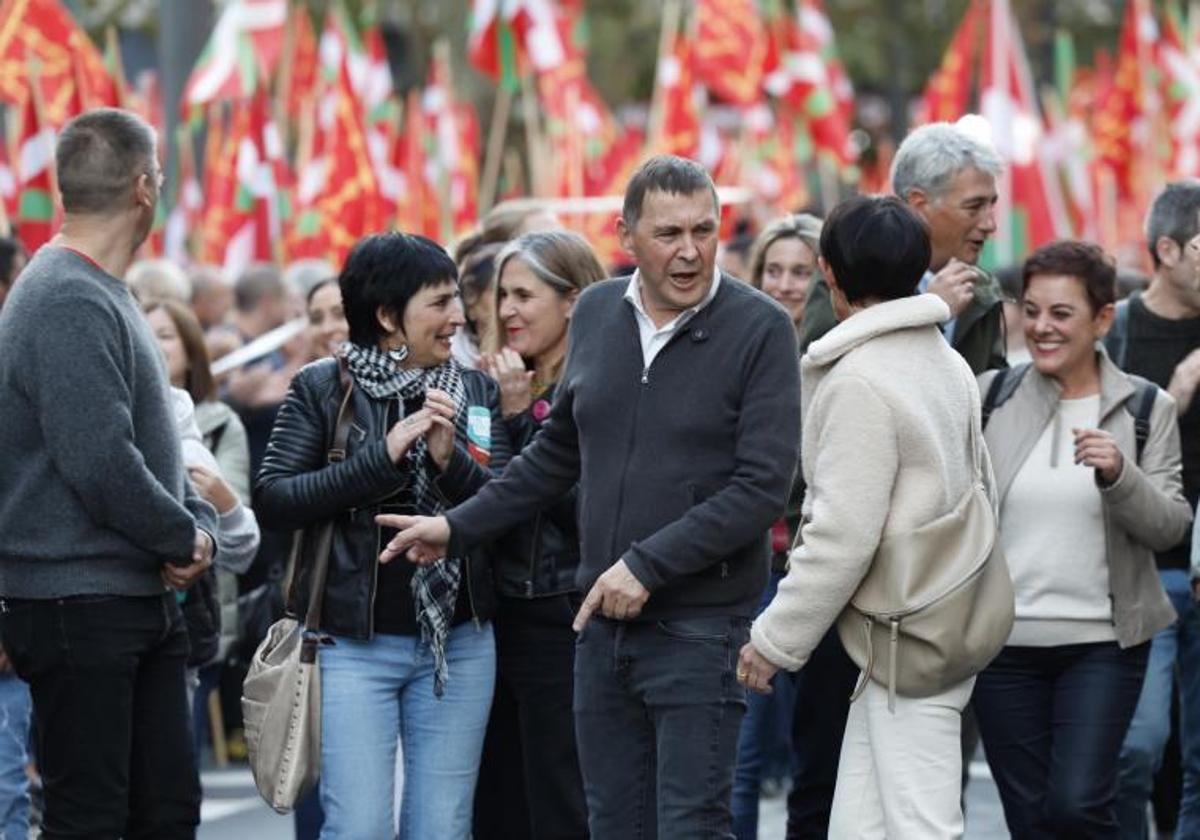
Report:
981,0,1072,264
13,86,58,252
918,0,983,125
181,0,286,113
1159,2,1200,178
772,0,856,166
694,0,767,107
0,0,118,126
291,59,384,265
422,53,481,238
651,35,702,158
200,90,289,277
283,9,320,116
1095,0,1159,199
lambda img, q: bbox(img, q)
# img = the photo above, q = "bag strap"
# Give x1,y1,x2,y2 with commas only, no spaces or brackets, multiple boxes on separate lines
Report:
1128,380,1157,465
1108,296,1133,369
981,362,1032,431
300,361,356,635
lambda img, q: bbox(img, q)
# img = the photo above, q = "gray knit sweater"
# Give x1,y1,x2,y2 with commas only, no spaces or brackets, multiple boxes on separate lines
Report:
0,246,215,597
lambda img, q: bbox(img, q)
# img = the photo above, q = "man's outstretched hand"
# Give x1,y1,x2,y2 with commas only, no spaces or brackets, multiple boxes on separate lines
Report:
375,514,451,565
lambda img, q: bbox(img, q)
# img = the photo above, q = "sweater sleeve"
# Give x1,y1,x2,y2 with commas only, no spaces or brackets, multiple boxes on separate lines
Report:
213,412,252,506
213,503,260,575
622,313,801,591
25,296,196,562
750,375,900,671
444,335,584,553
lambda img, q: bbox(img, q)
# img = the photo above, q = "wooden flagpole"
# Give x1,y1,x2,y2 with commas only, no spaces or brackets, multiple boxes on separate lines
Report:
479,84,513,213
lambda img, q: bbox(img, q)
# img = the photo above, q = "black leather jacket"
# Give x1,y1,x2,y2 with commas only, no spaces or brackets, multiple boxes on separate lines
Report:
254,358,510,639
493,384,580,599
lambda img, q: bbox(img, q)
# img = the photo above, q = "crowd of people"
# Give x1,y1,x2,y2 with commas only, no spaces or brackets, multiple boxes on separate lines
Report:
0,105,1197,840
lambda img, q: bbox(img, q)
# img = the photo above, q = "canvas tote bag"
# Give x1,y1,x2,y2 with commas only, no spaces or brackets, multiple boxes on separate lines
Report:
242,367,354,812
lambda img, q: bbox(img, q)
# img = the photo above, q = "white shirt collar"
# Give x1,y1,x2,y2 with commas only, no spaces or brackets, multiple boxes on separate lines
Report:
622,266,722,330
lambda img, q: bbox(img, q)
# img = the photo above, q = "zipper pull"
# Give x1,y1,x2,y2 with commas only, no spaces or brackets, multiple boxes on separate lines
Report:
641,368,649,385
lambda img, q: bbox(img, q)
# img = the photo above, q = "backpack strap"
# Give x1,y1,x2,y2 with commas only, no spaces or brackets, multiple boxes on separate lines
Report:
1127,380,1157,465
1107,296,1133,369
981,362,1032,431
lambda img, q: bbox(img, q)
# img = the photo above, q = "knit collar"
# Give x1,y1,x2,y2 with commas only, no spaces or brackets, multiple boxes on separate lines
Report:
804,293,950,368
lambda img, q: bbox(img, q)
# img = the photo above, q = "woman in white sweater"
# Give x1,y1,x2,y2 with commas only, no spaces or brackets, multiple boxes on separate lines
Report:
972,241,1190,838
738,195,989,837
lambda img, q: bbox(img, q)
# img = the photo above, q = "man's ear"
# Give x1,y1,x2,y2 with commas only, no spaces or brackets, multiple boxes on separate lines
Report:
904,188,931,217
133,172,154,209
617,214,634,255
1156,235,1183,269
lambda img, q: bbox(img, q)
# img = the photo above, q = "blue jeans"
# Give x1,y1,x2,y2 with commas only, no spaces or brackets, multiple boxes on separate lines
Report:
574,615,750,840
1116,569,1200,839
975,641,1150,838
318,622,496,840
0,674,30,840
731,571,798,840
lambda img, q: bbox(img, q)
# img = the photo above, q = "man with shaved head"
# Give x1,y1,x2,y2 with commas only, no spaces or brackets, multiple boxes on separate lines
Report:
0,108,216,837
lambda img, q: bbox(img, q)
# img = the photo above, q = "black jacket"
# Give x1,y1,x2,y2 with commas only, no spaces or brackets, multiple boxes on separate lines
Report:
447,276,802,620
493,383,580,599
254,358,510,639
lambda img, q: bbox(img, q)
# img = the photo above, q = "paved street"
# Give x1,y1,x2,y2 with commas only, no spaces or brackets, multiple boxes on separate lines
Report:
197,755,1012,838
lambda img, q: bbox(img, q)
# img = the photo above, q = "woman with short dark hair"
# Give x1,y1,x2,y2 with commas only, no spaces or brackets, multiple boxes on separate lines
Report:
255,232,510,839
973,240,1190,837
739,195,992,835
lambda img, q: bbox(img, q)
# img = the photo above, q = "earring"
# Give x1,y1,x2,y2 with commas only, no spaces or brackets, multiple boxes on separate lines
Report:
386,343,409,364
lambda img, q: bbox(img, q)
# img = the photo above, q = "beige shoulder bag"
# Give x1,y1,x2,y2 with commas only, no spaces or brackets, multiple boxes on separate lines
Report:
835,403,1014,712
241,366,354,813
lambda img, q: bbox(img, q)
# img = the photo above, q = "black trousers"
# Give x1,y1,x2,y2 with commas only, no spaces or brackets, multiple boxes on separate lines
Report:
474,594,588,840
574,614,750,840
785,626,858,839
1,592,200,839
974,641,1150,839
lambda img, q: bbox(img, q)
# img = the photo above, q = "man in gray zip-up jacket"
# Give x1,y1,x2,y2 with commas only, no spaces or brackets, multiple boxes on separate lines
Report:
380,156,801,838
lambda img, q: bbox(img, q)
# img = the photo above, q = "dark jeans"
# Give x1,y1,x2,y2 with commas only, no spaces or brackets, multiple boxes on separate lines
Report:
475,594,587,840
974,641,1150,839
574,614,750,840
786,626,857,839
0,592,200,839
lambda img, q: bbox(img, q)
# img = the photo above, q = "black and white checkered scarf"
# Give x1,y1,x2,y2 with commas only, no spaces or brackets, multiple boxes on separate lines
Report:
341,340,467,697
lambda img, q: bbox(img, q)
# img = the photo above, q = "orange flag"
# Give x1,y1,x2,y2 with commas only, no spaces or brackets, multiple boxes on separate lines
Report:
694,0,767,107
919,0,983,125
0,0,118,126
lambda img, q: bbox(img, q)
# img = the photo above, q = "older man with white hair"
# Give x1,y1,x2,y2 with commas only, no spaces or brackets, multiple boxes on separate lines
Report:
801,120,1007,374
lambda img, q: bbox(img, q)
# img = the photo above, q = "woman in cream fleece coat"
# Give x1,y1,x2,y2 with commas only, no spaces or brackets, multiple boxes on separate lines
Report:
738,195,988,838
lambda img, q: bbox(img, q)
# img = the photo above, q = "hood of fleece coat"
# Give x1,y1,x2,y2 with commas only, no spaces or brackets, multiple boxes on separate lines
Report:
803,293,951,370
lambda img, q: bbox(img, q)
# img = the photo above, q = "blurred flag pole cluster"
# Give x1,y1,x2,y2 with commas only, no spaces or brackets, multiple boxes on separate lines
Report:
0,0,1193,274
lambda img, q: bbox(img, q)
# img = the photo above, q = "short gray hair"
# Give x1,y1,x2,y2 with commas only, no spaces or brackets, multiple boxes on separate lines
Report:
890,123,1003,202
56,108,156,214
622,155,719,229
1145,180,1200,268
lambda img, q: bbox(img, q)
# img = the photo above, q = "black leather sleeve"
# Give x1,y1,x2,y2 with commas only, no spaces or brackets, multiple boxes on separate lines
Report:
254,366,409,532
